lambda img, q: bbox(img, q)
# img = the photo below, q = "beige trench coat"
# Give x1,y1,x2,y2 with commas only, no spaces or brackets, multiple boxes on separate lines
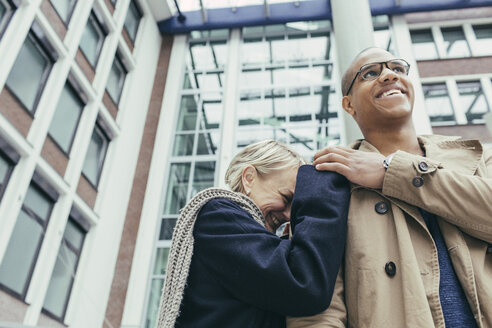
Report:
288,135,492,328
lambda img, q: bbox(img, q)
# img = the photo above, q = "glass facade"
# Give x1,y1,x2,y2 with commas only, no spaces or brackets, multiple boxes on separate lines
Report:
422,83,455,124
410,29,438,60
457,81,490,123
5,33,53,113
238,21,339,160
441,26,470,58
473,24,492,56
79,12,106,67
106,55,127,104
0,184,54,297
50,0,76,23
48,82,84,153
43,218,86,320
0,151,13,200
82,124,110,186
124,0,141,42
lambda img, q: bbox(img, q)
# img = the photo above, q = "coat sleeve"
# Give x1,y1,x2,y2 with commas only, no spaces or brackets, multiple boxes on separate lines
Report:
193,165,349,317
382,147,492,243
286,266,347,328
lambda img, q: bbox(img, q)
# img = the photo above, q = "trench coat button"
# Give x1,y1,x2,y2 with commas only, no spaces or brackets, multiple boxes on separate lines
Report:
418,161,429,172
385,261,397,277
412,176,424,187
375,201,388,214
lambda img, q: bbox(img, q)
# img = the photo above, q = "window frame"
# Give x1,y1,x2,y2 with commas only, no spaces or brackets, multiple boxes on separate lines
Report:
81,121,111,188
5,26,57,115
123,0,143,43
105,53,128,105
79,10,108,69
0,179,56,300
0,150,14,201
0,0,17,39
47,78,86,156
41,210,88,322
48,0,77,26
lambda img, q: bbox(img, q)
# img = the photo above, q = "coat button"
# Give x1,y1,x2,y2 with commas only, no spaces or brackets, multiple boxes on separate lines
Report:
412,176,424,187
385,261,397,277
418,161,429,172
375,201,388,214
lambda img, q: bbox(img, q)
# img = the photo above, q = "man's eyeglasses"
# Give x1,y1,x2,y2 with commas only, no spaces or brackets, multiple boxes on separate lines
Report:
345,59,410,96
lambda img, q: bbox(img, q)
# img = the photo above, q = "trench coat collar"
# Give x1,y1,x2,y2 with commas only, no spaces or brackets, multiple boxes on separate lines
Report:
349,134,483,176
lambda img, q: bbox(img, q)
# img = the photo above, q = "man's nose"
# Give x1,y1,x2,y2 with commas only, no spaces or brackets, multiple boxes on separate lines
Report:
282,206,291,220
378,65,399,82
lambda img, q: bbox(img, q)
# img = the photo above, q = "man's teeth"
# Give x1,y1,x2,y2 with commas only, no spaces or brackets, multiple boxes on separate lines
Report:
272,216,280,227
381,89,402,97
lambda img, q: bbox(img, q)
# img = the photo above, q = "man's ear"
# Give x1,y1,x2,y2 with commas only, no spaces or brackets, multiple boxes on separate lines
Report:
241,165,256,191
342,96,355,117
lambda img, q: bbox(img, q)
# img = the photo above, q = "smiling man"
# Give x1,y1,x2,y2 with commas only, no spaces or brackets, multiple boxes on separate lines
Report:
287,47,492,327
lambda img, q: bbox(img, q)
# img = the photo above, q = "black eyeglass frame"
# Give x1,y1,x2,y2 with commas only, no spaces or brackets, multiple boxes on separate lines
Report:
345,59,411,96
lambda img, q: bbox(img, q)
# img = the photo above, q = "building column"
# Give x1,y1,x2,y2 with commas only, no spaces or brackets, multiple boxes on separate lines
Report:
391,15,433,134
331,0,374,144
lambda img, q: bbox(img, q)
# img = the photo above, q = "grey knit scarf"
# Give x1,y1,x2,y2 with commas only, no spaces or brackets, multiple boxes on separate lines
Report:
155,188,265,328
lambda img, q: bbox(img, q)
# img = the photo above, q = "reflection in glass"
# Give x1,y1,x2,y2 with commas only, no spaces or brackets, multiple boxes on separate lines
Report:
106,57,126,104
422,83,455,123
6,36,49,112
48,83,84,153
50,0,73,22
124,0,141,41
410,29,438,60
473,24,492,56
173,134,194,156
441,27,470,58
457,81,489,122
153,248,170,275
82,125,109,186
196,132,219,155
191,161,215,197
42,241,77,318
145,279,164,328
163,163,190,215
177,96,198,131
80,14,105,67
200,101,222,129
159,219,177,240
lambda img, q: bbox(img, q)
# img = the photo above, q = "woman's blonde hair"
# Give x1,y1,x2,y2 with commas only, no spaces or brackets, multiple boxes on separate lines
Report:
225,140,306,193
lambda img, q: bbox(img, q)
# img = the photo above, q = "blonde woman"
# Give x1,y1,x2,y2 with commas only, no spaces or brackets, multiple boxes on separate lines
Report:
156,140,349,328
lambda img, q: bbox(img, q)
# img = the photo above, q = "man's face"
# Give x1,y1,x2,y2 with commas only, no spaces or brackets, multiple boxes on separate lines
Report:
343,49,415,131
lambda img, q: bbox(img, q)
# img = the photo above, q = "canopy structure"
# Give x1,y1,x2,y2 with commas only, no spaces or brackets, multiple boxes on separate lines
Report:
152,0,492,34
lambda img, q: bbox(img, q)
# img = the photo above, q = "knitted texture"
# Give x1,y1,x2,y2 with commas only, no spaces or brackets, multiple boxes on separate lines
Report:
155,188,265,328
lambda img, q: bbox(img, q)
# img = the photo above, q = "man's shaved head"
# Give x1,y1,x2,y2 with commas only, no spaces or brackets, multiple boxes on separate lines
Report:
341,47,394,96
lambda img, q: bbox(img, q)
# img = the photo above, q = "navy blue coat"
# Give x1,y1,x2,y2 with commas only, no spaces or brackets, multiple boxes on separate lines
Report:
175,165,349,328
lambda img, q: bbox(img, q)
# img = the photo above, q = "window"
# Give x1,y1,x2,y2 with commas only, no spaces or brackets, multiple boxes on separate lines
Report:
422,83,455,124
0,181,57,298
48,81,85,154
82,123,110,187
0,139,19,201
49,0,76,23
457,81,490,123
0,0,16,38
123,0,142,42
441,26,470,58
5,31,55,113
79,12,106,67
106,54,127,104
473,24,492,56
42,212,88,321
410,29,438,60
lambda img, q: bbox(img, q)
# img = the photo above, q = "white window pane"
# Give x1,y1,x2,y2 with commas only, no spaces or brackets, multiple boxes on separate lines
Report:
441,27,470,58
48,84,84,153
153,248,169,275
410,29,438,60
24,184,52,221
163,163,190,215
80,17,103,67
64,219,85,250
457,81,490,122
190,161,215,197
43,243,77,318
82,128,106,185
176,96,198,131
473,24,492,56
242,40,270,67
50,0,72,22
124,1,140,41
106,59,125,103
423,83,455,123
6,36,49,111
0,210,43,294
